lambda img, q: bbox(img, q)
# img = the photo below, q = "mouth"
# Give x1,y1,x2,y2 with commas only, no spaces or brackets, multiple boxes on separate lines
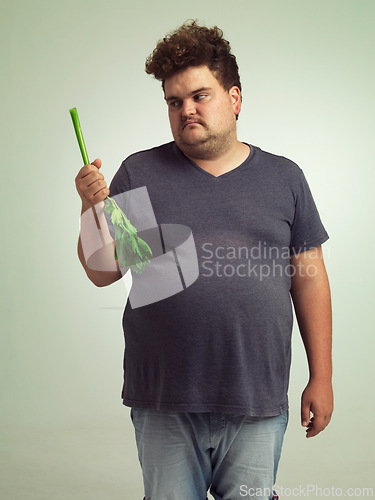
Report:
182,121,202,130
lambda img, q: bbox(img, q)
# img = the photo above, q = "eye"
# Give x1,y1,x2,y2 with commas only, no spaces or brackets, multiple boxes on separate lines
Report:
168,100,181,109
194,94,207,101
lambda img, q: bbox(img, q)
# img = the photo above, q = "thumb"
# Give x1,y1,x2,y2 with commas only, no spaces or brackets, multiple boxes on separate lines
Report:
301,398,311,427
91,158,102,169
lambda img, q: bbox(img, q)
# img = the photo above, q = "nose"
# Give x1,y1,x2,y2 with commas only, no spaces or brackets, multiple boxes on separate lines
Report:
181,98,197,117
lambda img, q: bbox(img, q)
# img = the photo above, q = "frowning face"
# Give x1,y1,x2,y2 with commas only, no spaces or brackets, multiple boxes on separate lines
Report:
164,65,241,160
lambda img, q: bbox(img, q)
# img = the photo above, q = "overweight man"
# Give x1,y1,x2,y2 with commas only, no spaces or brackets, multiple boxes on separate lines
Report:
75,20,333,500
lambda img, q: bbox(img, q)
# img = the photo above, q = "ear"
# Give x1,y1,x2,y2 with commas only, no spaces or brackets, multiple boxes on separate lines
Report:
229,86,242,117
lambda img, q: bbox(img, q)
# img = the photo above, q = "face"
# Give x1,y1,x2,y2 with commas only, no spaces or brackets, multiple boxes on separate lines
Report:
164,65,241,159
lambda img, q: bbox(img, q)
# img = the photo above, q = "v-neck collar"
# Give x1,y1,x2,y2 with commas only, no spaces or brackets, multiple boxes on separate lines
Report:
173,142,255,180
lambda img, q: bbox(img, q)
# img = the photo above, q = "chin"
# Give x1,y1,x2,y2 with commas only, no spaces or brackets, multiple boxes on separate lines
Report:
178,141,217,160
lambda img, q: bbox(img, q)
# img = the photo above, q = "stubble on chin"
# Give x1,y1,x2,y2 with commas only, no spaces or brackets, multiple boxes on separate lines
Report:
175,109,238,159
176,129,234,160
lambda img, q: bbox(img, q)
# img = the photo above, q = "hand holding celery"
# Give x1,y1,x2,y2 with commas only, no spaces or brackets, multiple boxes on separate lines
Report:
70,107,152,273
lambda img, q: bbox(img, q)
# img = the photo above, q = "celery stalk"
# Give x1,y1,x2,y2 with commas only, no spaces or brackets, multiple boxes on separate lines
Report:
69,107,152,273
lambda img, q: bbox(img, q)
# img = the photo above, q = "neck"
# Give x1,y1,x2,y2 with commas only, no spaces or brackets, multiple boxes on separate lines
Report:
184,140,250,177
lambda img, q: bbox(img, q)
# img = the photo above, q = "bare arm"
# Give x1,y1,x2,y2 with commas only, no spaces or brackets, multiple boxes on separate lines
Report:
76,158,122,287
290,245,333,438
77,233,122,288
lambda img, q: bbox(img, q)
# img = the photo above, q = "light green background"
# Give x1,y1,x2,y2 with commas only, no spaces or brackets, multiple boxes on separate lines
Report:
2,0,374,498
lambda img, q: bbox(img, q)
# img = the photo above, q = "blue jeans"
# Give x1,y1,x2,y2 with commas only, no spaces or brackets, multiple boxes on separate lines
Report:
131,408,288,500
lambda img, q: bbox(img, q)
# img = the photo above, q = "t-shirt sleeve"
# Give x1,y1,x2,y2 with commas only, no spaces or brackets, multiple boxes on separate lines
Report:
289,169,329,254
108,160,131,196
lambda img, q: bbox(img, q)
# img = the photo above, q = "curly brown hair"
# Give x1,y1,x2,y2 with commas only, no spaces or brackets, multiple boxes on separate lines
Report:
145,20,241,97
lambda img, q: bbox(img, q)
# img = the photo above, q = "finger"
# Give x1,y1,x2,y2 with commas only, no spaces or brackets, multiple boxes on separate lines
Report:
90,186,110,205
301,401,311,427
76,174,108,204
77,170,105,191
81,187,109,208
306,426,320,438
85,170,105,187
306,415,325,438
76,163,101,181
91,158,102,169
85,180,108,199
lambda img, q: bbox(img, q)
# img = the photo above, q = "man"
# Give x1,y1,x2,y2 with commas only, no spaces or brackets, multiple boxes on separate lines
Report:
75,21,333,500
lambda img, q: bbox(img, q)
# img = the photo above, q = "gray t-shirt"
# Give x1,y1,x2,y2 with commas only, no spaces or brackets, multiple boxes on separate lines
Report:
107,142,329,416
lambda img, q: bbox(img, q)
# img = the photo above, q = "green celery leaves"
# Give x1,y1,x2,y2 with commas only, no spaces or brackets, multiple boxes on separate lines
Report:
103,197,153,274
